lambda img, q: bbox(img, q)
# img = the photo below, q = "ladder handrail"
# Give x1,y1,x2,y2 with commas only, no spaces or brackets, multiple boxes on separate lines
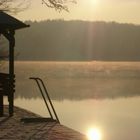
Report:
29,77,60,123
30,78,53,119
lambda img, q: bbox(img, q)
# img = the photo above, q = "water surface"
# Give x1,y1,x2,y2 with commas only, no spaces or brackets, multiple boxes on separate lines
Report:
2,61,140,140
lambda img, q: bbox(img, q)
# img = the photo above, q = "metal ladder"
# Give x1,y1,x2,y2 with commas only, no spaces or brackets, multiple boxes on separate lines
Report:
28,77,60,123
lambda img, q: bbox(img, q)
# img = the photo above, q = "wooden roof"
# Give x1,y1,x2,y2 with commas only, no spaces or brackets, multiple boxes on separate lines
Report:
0,11,29,30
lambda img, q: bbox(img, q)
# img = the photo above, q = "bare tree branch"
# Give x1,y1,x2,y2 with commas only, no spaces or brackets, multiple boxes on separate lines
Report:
0,0,30,14
0,0,76,13
0,0,76,66
42,0,76,12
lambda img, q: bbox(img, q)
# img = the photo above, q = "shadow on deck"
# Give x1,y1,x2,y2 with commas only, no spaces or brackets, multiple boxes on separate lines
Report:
0,106,87,140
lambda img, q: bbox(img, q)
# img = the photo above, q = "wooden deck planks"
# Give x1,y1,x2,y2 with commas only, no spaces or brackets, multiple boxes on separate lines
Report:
0,106,87,140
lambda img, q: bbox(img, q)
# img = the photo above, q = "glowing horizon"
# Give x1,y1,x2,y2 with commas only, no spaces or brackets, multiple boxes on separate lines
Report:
16,0,140,25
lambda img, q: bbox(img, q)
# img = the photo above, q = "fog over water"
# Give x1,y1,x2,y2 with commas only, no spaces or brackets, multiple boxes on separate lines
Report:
12,61,140,100
2,61,140,140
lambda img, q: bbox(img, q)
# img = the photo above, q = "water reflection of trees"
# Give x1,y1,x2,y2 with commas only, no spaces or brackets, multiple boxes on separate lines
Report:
15,77,140,100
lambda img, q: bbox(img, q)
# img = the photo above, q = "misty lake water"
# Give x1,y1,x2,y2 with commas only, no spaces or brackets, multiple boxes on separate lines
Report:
2,61,140,140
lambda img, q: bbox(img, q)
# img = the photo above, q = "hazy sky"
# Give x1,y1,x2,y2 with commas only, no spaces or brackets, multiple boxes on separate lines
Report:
16,0,140,24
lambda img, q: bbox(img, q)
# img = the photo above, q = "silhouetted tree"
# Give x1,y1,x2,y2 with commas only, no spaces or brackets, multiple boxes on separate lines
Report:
0,0,30,13
0,0,76,13
0,0,76,66
15,20,140,61
42,0,76,11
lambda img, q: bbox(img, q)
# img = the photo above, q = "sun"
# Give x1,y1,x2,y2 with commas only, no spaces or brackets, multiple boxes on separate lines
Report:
89,0,99,5
87,128,102,140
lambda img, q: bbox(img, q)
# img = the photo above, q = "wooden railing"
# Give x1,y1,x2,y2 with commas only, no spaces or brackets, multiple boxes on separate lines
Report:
0,73,15,116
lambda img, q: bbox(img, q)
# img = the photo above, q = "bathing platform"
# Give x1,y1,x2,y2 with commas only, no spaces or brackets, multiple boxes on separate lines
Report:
0,106,87,140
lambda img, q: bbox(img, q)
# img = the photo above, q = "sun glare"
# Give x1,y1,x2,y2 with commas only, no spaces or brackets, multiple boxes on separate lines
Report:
89,0,99,5
87,128,102,140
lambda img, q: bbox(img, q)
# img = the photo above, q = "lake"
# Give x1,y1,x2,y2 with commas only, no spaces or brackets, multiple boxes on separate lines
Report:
2,61,140,140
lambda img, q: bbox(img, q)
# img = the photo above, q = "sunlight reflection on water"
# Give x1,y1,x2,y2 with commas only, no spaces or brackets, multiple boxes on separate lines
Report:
10,96,140,140
87,127,102,140
2,61,140,140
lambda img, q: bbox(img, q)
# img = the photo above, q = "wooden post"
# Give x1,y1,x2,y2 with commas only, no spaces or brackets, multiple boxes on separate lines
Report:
1,30,15,116
9,30,15,116
0,33,3,116
0,93,3,116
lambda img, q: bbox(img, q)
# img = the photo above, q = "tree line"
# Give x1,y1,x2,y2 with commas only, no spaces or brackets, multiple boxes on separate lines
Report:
14,20,140,61
0,0,75,61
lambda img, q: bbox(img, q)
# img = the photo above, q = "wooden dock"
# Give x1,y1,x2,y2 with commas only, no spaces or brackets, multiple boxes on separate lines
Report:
0,106,87,140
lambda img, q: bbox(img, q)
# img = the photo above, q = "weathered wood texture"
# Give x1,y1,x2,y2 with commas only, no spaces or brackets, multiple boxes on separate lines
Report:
0,106,87,140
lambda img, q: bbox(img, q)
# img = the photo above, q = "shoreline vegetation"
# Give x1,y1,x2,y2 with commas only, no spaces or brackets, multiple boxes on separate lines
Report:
13,20,140,61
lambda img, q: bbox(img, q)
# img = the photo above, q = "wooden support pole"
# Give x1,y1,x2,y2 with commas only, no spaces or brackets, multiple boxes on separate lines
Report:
9,30,15,116
0,93,3,117
2,30,15,116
